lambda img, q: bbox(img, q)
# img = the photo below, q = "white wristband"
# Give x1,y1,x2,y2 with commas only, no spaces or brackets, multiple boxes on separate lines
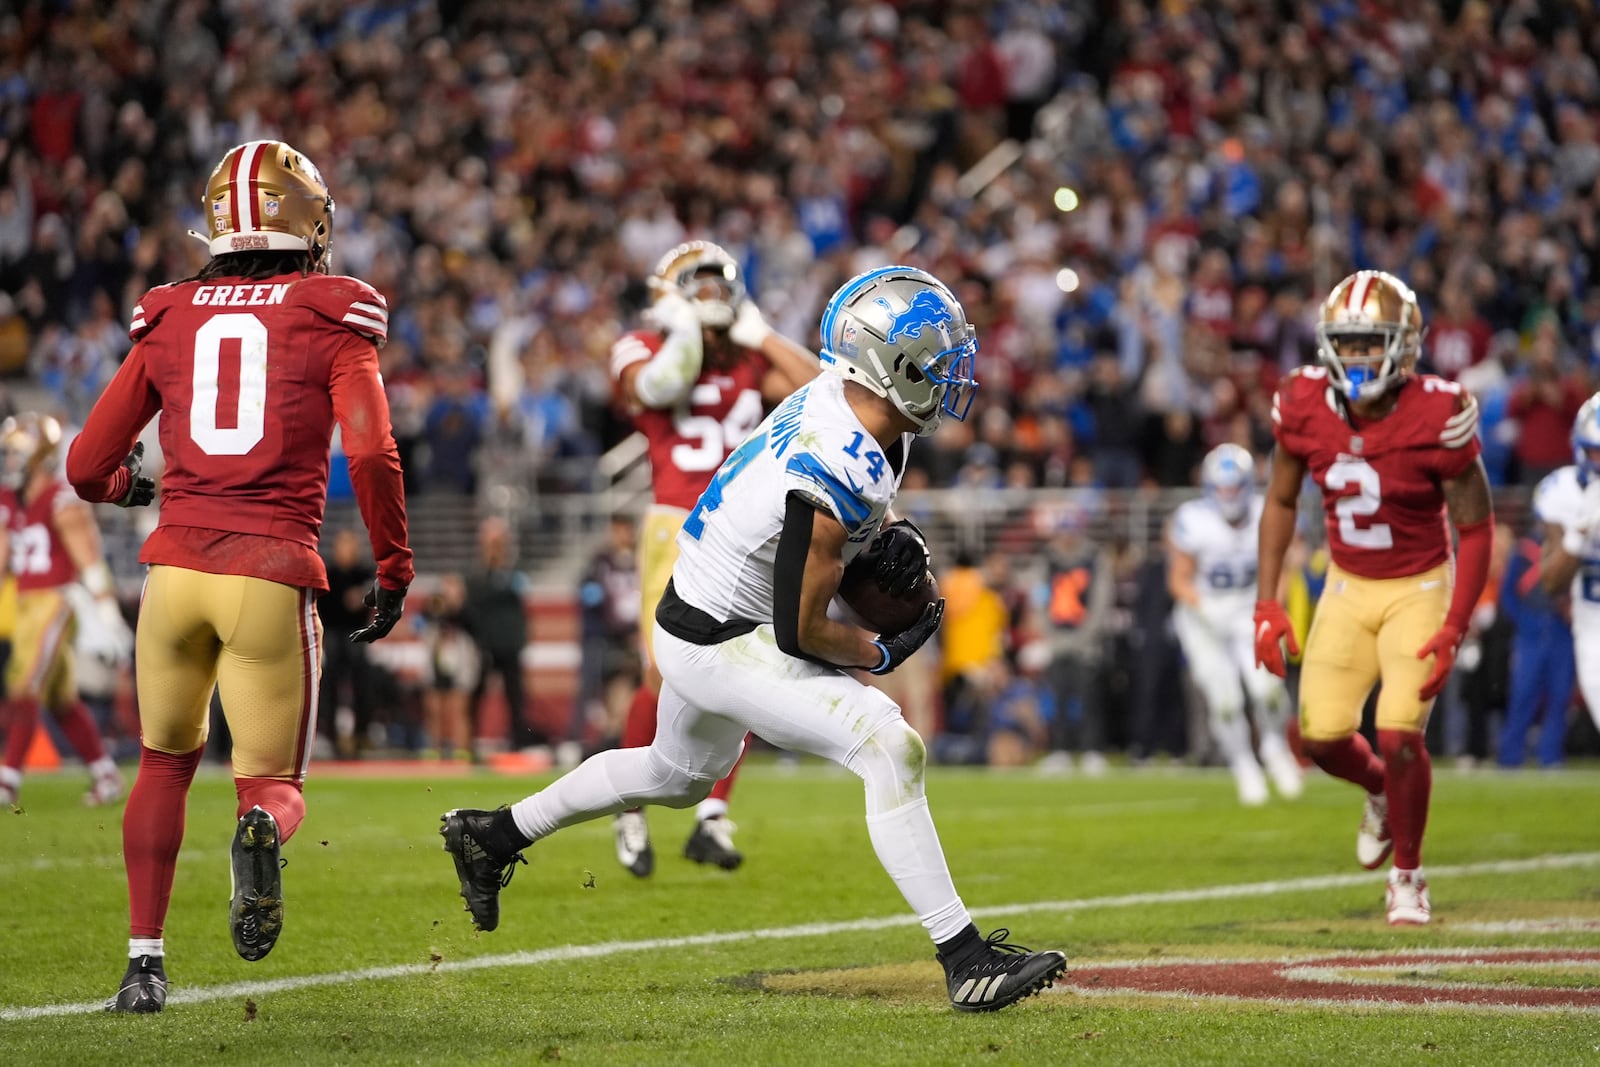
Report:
1562,526,1587,558
82,561,114,599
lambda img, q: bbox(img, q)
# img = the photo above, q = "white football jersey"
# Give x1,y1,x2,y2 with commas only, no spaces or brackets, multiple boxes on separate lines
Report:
1533,465,1600,622
1170,495,1264,626
672,374,911,624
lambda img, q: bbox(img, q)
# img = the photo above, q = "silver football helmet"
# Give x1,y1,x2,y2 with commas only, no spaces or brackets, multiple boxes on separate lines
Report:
1200,443,1255,524
818,265,979,435
1574,391,1600,480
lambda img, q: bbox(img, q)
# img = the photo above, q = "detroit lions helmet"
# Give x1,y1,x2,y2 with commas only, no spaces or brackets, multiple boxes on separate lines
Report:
1574,391,1600,480
818,265,979,436
1315,270,1424,403
1200,443,1255,524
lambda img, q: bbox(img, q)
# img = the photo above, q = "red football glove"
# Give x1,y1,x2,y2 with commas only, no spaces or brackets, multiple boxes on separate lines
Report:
1415,622,1464,701
1253,600,1298,678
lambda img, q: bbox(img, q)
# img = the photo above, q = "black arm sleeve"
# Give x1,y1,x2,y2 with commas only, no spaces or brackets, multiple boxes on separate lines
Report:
772,491,835,665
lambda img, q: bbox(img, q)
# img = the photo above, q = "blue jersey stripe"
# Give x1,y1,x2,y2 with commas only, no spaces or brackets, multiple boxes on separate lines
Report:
786,452,870,527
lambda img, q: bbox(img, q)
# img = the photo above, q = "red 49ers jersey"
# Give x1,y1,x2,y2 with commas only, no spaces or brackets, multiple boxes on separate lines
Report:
610,329,767,510
66,271,413,592
1271,368,1480,579
0,479,80,592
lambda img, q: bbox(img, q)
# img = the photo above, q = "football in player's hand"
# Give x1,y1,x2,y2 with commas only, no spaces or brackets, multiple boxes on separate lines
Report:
839,532,939,635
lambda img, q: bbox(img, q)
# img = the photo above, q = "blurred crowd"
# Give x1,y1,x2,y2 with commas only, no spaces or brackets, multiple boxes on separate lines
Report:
3,0,1599,502
6,2,1600,768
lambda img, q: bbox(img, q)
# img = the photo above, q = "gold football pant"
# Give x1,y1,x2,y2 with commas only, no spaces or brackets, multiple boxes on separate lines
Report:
637,504,688,669
136,566,322,781
7,587,76,707
1298,561,1450,741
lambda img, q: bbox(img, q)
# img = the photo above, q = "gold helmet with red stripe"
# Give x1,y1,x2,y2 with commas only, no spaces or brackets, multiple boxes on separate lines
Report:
650,240,745,329
0,412,61,491
1315,270,1424,402
194,140,335,269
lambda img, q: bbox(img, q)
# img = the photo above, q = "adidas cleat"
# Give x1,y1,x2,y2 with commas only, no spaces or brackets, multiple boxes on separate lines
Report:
683,815,743,870
230,806,285,962
939,929,1067,1013
439,808,527,932
105,954,167,1014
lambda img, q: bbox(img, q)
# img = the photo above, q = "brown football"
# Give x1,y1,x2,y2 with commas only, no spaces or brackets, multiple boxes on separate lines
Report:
838,564,939,636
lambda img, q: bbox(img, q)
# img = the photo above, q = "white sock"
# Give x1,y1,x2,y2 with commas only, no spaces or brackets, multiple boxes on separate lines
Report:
511,748,690,842
694,798,729,822
90,756,118,778
128,938,163,959
864,797,971,943
0,766,20,790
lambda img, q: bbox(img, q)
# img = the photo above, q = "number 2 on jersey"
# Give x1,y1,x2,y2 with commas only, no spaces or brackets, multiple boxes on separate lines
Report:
1325,459,1393,549
191,313,268,456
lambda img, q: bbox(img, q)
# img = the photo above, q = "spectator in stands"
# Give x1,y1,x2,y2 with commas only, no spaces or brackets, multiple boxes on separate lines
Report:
1032,501,1112,774
576,514,640,753
1498,526,1576,769
1508,321,1591,486
318,528,379,760
1455,523,1515,769
464,515,545,758
423,574,479,763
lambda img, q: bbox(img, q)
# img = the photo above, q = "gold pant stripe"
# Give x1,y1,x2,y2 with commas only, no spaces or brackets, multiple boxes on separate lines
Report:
7,589,75,705
136,566,323,780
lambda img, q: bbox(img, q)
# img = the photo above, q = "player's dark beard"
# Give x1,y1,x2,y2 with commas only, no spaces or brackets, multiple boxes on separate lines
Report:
703,330,739,368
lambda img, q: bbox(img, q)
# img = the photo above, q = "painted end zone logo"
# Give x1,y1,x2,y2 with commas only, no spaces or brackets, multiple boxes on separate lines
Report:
1067,948,1600,1010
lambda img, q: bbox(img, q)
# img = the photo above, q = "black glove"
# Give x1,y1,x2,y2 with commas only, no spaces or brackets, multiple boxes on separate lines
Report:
870,519,930,597
350,582,407,643
868,598,944,675
115,442,156,508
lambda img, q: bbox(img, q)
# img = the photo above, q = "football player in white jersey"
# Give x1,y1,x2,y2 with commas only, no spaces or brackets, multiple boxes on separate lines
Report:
1532,392,1600,732
1168,444,1302,805
440,266,1066,1013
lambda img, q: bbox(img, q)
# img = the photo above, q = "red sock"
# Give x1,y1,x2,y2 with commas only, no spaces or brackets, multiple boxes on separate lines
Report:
2,698,41,771
1378,729,1431,869
1302,733,1386,795
53,702,106,763
620,685,658,749
708,740,748,803
124,746,204,938
236,776,307,843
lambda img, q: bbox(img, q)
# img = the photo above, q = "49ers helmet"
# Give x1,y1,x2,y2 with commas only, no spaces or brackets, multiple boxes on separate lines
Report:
0,412,62,491
650,240,745,329
192,140,335,269
1315,270,1424,402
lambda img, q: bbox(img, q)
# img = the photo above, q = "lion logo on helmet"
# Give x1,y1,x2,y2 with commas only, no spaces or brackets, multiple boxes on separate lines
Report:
877,288,953,346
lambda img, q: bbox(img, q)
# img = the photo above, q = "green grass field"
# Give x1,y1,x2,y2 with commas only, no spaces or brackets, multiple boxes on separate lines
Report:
3,760,1599,1065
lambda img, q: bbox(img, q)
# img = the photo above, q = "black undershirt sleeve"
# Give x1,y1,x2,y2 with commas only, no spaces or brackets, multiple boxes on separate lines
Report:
772,491,837,665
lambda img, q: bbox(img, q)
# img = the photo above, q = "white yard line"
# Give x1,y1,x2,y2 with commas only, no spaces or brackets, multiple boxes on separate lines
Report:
4,850,1599,1022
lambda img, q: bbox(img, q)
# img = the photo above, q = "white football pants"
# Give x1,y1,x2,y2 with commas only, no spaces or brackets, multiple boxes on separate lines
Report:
1174,607,1293,770
510,623,973,943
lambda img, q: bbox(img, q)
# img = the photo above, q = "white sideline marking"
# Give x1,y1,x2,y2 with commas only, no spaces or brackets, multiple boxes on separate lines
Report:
5,850,1599,1023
